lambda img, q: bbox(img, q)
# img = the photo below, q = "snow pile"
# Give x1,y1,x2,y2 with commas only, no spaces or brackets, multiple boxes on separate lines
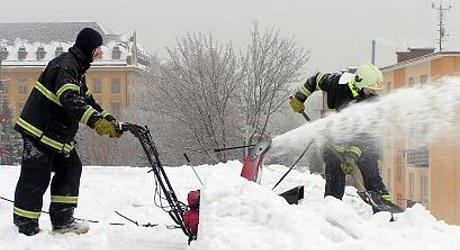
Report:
194,165,460,250
1,162,460,250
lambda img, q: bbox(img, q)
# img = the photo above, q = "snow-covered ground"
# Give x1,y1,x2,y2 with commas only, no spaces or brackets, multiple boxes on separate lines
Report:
1,161,460,250
2,79,460,249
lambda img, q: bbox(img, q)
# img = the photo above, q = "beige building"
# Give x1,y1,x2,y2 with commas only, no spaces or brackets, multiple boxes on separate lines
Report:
380,48,460,225
0,22,148,118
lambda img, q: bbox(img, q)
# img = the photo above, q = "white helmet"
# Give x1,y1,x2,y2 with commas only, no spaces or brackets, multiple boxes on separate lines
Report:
353,63,383,90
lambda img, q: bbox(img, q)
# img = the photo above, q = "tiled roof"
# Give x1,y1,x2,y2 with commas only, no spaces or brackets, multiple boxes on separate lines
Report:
0,21,119,45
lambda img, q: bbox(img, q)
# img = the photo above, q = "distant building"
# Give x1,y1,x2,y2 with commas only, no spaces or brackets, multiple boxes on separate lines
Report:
0,21,150,118
380,47,460,225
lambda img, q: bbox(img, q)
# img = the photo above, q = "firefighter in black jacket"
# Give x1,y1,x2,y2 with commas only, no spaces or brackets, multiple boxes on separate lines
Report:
289,63,392,205
13,28,121,236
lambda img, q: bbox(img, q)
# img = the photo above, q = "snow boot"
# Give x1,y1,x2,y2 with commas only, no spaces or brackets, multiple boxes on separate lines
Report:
14,216,41,236
52,219,89,235
18,224,41,236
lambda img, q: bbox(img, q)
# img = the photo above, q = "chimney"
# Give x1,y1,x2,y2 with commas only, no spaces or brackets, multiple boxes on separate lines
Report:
396,48,435,63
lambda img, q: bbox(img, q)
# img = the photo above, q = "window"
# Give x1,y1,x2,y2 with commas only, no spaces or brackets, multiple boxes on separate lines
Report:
19,80,28,94
386,168,392,193
36,45,46,60
111,78,121,94
18,46,28,60
112,46,121,59
408,128,417,148
111,102,121,118
55,45,64,57
397,151,404,181
92,79,102,93
396,193,403,207
397,164,403,181
1,46,9,59
408,173,415,199
421,175,429,198
406,147,430,167
408,77,414,87
406,125,430,167
420,74,428,85
0,80,6,94
386,81,391,92
408,125,429,148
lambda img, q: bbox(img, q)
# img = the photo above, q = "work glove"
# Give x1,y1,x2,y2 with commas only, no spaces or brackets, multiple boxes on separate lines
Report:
111,120,123,138
340,155,358,175
94,118,120,138
106,114,123,137
104,114,117,122
340,152,359,174
289,95,305,112
103,114,123,137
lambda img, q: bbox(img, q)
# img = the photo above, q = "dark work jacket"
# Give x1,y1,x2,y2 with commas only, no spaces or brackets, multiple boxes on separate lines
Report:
14,46,108,154
294,72,361,111
294,72,378,159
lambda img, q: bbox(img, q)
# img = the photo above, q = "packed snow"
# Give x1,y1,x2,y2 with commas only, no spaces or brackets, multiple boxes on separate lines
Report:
2,78,460,249
0,161,459,250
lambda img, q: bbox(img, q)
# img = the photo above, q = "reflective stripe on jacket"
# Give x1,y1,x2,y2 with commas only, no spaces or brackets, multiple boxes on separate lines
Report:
14,46,107,154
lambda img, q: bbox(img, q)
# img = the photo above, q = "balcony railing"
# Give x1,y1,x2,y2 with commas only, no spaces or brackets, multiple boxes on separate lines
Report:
405,147,430,166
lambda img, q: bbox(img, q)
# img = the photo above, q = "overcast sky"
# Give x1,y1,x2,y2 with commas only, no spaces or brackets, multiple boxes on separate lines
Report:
1,0,460,73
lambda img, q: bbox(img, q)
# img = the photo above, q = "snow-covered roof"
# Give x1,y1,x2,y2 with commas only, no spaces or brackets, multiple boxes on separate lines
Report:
0,22,150,66
0,21,118,45
380,51,460,72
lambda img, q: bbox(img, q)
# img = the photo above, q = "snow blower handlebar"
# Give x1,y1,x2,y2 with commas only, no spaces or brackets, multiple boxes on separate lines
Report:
214,144,256,152
118,121,196,241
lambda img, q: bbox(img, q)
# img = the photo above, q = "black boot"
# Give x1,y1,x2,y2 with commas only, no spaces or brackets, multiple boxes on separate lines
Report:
14,215,40,236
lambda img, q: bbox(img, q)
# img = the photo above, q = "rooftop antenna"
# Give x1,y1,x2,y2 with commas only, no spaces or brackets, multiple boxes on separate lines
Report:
432,0,452,52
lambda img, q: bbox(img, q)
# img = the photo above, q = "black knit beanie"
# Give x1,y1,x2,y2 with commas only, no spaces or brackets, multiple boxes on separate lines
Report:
75,27,103,62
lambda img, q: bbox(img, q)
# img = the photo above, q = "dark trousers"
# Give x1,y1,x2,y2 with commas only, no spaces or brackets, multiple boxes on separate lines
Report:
323,146,388,200
13,135,82,228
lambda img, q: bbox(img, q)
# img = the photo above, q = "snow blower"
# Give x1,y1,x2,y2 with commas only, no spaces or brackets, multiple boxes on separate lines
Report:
120,122,197,243
121,122,304,243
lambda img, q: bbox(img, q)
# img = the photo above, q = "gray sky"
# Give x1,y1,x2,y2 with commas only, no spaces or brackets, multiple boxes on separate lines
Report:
2,0,459,73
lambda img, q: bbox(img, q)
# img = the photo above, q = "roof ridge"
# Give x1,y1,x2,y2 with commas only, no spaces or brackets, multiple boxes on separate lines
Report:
0,22,120,45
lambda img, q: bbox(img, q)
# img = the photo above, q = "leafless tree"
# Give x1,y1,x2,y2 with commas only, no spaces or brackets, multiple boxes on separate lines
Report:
135,25,310,165
77,104,145,166
139,32,244,164
0,101,22,165
239,23,310,148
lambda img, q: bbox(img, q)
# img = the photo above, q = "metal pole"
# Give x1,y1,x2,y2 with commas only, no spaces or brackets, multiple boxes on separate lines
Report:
432,0,452,52
0,55,3,164
371,39,376,65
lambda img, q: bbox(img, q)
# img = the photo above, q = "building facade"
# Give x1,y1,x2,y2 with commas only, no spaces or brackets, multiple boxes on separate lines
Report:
380,48,460,225
0,21,149,118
